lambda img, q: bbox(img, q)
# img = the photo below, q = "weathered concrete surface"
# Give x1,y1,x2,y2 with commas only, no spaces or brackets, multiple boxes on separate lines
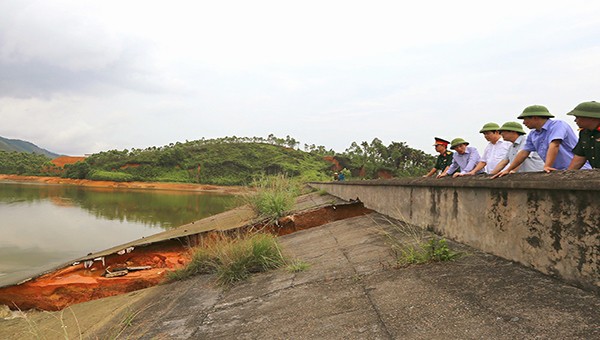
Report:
311,170,600,293
2,213,598,339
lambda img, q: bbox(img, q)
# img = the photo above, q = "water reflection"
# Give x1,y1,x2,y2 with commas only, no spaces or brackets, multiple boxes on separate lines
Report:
0,181,237,280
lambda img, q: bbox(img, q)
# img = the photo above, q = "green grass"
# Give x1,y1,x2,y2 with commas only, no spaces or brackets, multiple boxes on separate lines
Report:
393,237,462,267
167,232,287,285
376,215,463,267
316,189,328,196
286,259,310,273
242,175,300,223
87,169,135,182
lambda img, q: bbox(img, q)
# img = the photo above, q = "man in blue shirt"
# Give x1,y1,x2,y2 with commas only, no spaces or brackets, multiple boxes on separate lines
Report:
493,105,590,178
437,138,483,178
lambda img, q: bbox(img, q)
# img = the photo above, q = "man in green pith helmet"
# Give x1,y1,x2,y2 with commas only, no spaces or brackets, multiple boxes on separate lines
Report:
423,137,453,177
463,122,510,176
493,105,590,178
490,121,544,174
567,101,600,169
437,138,482,178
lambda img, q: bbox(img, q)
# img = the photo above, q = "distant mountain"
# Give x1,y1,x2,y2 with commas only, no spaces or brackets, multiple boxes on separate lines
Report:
0,136,60,158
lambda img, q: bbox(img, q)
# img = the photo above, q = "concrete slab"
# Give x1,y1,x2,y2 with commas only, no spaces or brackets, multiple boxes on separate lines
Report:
2,212,598,339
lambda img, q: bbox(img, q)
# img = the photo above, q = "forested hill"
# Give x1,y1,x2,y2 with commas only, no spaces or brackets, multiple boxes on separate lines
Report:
0,135,435,185
74,138,334,185
0,136,59,158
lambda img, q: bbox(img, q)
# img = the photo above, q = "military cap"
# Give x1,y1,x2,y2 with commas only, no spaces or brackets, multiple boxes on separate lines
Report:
479,122,500,133
498,121,526,134
450,137,469,150
433,137,450,146
566,101,600,119
517,105,555,119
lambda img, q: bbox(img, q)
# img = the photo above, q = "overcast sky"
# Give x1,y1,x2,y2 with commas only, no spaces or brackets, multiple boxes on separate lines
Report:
1,0,599,156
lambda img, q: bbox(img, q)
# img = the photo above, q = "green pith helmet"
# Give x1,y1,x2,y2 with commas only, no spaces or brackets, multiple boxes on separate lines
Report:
517,105,555,119
479,122,500,133
450,138,469,150
566,101,600,119
499,121,526,134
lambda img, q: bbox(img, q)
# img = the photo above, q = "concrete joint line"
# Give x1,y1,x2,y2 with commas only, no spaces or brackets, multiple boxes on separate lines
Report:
328,229,394,339
193,291,225,337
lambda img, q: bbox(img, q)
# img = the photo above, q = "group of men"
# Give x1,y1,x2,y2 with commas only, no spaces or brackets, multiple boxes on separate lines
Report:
423,101,600,179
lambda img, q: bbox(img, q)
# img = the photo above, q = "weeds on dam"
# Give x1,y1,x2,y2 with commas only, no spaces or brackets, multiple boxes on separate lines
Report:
393,238,461,267
285,259,310,273
375,215,463,267
242,174,301,225
167,232,288,285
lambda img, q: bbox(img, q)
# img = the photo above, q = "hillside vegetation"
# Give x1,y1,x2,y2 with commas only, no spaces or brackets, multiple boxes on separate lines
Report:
0,151,59,176
73,137,332,185
0,135,434,184
0,136,59,158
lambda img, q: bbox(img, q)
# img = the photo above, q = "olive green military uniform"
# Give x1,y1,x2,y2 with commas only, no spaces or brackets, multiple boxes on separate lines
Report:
568,101,600,169
573,129,600,168
434,151,453,170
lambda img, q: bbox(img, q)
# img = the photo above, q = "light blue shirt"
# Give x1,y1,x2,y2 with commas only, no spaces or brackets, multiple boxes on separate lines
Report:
523,119,591,170
447,146,483,174
505,135,544,172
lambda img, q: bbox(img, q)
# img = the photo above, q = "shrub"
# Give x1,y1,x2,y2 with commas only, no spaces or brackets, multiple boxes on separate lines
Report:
167,232,286,285
62,161,91,179
243,175,300,223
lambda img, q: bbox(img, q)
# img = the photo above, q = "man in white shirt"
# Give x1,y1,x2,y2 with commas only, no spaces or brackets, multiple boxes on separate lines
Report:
462,122,510,176
489,121,544,174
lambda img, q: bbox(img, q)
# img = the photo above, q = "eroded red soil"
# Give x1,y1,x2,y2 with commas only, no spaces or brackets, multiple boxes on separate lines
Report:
50,156,87,167
0,241,191,311
0,202,373,311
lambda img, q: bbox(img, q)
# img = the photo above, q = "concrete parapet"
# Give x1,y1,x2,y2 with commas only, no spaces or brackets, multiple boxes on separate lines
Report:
311,169,600,293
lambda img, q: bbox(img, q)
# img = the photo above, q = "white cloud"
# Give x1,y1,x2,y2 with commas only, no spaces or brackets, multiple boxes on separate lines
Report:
1,0,600,155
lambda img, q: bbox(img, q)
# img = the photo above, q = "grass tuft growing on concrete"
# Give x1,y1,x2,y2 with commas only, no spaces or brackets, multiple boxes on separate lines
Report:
167,233,286,285
285,259,310,273
243,174,300,224
375,215,463,267
393,238,462,267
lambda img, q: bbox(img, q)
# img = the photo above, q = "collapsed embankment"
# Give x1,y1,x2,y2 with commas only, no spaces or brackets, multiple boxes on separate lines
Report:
0,196,372,311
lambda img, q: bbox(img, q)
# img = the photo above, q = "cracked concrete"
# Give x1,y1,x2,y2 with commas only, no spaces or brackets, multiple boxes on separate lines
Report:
1,213,599,339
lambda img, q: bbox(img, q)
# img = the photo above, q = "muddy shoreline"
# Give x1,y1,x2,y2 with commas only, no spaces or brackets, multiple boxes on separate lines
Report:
0,174,248,195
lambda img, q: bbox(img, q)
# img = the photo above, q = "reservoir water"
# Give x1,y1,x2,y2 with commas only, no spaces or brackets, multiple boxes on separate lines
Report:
0,181,237,284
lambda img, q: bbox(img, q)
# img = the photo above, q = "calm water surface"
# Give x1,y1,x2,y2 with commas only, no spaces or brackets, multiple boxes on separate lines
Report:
0,181,237,281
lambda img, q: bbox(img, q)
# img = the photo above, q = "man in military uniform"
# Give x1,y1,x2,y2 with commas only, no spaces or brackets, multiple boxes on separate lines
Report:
567,101,600,169
423,137,453,177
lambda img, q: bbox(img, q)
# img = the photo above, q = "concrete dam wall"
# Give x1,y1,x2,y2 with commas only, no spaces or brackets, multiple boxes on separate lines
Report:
310,170,600,293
